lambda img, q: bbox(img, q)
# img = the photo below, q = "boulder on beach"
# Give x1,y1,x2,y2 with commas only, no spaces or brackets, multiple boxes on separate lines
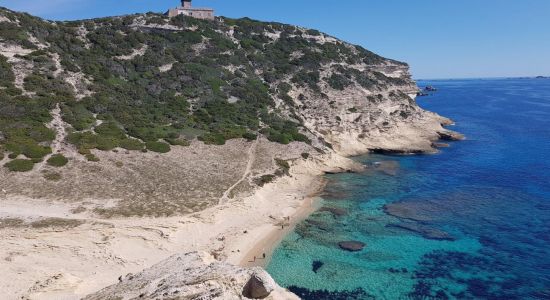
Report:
338,241,366,252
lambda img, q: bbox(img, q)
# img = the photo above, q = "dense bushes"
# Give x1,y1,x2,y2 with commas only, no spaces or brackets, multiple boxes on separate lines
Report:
0,8,395,168
145,141,171,153
47,154,68,167
5,159,34,172
119,138,145,150
327,73,352,90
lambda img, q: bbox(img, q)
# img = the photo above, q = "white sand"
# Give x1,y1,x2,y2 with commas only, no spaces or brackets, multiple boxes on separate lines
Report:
0,152,358,299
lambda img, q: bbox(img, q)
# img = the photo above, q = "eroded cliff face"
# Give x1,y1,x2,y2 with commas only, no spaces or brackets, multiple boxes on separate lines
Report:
284,58,457,156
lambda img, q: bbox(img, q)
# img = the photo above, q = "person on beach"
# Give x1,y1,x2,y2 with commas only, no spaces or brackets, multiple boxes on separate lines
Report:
263,253,266,259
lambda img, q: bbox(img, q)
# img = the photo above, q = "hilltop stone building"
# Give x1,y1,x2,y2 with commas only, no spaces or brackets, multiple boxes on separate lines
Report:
166,0,215,20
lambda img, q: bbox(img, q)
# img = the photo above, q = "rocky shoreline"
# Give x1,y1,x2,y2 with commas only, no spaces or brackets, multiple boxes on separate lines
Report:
83,113,462,299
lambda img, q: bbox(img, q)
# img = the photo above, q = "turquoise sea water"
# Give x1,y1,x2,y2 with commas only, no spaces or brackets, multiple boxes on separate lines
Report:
267,78,550,299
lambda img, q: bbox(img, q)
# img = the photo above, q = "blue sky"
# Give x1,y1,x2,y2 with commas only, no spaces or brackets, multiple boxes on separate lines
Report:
1,0,549,79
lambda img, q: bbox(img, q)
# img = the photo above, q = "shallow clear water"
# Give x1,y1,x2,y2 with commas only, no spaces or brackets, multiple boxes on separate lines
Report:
267,78,550,299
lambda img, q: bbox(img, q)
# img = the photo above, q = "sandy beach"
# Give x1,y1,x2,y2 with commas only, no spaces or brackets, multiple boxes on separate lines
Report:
0,149,360,299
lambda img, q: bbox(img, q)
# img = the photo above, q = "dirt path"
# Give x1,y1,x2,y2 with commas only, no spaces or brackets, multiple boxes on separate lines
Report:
218,138,258,205
36,103,68,172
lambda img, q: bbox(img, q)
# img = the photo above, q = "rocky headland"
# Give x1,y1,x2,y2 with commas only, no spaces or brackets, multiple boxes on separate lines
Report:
0,7,461,299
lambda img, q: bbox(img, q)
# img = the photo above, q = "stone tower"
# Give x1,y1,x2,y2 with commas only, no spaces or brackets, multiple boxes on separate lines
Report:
167,0,214,20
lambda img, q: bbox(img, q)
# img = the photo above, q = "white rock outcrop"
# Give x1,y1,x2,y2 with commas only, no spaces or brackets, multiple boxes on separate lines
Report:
84,252,299,300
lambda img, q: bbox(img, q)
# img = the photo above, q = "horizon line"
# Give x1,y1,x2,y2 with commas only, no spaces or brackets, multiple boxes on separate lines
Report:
414,75,548,81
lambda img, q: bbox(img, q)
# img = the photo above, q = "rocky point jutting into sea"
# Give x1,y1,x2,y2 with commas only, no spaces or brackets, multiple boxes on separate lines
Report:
0,6,461,299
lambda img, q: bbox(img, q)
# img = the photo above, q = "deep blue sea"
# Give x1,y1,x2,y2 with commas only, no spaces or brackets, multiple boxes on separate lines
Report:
267,78,550,299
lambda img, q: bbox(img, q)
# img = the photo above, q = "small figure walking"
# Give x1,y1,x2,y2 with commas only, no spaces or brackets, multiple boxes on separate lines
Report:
262,253,266,259
253,256,256,262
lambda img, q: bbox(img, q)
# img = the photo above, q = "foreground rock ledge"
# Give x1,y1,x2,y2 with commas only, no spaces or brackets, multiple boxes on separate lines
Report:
84,252,298,300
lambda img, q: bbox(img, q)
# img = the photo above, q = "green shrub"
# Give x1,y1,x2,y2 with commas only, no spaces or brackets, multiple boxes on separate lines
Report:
326,73,352,90
301,152,310,159
146,141,171,153
95,122,127,139
47,154,68,167
78,147,91,155
5,141,52,159
242,132,257,141
199,133,226,145
5,159,34,172
119,138,145,150
95,136,119,151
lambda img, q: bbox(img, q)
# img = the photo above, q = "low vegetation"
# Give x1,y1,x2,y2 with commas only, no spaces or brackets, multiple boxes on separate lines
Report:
47,154,68,167
146,141,171,153
5,159,34,172
0,8,404,171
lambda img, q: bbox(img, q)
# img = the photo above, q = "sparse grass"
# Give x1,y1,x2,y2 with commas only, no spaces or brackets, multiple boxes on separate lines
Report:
43,171,62,181
85,153,100,162
4,159,34,172
30,218,84,229
0,218,25,229
47,154,68,167
254,174,276,187
70,206,87,214
275,158,290,171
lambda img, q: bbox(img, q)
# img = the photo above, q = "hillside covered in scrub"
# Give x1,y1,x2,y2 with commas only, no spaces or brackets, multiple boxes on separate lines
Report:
0,7,459,217
0,7,421,170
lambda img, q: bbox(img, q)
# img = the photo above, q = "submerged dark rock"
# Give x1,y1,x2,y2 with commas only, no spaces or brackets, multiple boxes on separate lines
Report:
371,160,400,176
312,260,324,273
288,286,374,300
387,222,455,241
338,241,366,252
384,202,434,222
318,207,348,217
